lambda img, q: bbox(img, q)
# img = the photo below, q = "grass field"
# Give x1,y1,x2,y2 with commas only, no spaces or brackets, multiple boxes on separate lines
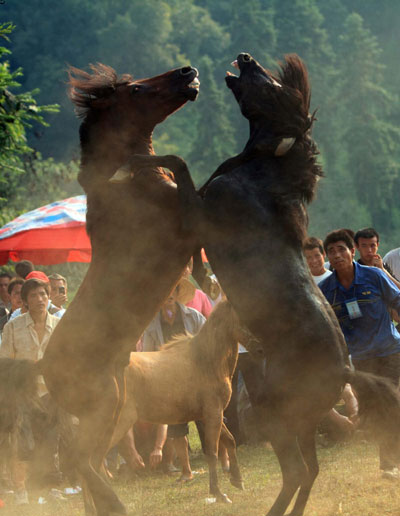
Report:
2,428,399,516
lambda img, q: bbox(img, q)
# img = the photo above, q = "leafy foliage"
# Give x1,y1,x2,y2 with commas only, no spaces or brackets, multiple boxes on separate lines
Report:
0,22,61,217
1,1,400,250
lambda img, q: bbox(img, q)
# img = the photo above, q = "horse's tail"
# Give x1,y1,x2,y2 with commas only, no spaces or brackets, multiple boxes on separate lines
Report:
344,366,400,445
0,358,43,433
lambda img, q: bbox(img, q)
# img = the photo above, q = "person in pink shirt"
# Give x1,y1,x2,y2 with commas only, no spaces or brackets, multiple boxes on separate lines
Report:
181,260,213,318
185,286,212,318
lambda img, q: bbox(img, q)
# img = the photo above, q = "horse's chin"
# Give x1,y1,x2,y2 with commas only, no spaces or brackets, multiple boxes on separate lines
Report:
185,87,199,101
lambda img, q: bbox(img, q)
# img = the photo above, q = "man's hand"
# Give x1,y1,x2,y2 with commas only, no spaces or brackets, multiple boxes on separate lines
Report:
52,293,67,308
149,446,163,469
371,254,384,269
132,451,145,470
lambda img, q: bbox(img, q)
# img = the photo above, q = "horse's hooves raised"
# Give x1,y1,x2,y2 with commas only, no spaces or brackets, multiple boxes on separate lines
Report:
230,478,245,490
217,493,232,504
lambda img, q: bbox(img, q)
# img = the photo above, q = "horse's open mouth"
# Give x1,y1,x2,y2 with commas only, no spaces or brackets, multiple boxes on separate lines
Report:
187,76,200,91
225,59,240,90
182,69,200,100
226,55,281,89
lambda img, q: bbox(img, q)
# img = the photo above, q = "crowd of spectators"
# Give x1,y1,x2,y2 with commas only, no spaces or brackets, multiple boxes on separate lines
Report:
1,226,400,504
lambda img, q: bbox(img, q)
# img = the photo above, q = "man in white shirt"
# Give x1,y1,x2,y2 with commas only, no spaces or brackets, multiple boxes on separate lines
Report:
0,278,60,504
384,247,400,282
303,236,332,284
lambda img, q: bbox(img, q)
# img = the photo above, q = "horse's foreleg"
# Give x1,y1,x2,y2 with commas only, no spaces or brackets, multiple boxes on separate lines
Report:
266,423,305,516
219,422,244,490
113,154,203,235
286,424,319,516
203,417,232,504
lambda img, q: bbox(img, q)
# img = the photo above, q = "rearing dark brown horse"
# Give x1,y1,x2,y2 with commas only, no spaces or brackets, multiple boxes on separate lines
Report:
38,63,200,515
123,53,400,516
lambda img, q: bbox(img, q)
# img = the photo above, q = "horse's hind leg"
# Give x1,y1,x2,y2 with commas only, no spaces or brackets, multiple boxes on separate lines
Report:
286,424,319,516
72,376,127,516
76,414,127,516
220,422,244,490
266,426,306,516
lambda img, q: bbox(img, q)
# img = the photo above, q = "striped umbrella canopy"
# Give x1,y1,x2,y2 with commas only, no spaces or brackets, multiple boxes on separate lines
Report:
0,195,91,265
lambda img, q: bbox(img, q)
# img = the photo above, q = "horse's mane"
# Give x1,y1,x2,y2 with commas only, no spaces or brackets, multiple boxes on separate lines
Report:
161,333,191,351
268,55,322,201
68,63,133,119
260,55,323,243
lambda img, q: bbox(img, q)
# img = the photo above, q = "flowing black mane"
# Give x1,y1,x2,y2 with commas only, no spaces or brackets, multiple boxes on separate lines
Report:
265,55,322,205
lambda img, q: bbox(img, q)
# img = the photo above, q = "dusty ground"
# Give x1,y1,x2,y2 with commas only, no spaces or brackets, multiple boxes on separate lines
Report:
2,434,399,515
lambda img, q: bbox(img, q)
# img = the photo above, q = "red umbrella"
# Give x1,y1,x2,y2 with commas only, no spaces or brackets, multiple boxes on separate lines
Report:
0,196,91,265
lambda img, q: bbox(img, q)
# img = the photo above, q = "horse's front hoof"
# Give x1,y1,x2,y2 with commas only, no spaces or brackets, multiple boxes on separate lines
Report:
230,478,245,490
217,493,232,504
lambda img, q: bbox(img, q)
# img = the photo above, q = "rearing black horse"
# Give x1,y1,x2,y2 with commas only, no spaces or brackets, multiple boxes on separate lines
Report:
122,53,400,516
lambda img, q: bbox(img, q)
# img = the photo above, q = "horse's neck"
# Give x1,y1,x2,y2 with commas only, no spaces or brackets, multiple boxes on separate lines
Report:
226,341,239,379
209,329,239,379
80,132,155,184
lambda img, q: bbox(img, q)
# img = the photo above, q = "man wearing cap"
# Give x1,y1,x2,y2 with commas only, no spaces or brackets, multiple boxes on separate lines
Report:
9,271,64,321
0,278,61,504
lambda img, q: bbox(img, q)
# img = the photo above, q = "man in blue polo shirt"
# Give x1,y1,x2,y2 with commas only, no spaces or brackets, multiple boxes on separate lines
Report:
319,228,400,479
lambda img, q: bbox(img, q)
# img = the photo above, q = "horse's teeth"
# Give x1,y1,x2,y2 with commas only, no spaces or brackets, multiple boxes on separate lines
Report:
231,60,239,70
188,77,200,88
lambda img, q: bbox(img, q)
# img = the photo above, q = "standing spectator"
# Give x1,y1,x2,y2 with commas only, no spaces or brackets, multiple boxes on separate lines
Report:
0,273,11,311
354,227,400,289
0,279,24,332
143,281,205,481
10,271,64,320
0,278,61,504
48,274,68,317
383,247,400,282
303,237,332,284
303,238,356,436
319,229,400,479
181,260,213,318
14,260,34,280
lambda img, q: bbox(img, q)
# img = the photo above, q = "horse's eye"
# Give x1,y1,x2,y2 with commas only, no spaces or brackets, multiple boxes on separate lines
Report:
131,85,141,95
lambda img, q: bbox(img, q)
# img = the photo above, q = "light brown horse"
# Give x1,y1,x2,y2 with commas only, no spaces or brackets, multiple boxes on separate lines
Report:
112,301,246,503
38,63,200,515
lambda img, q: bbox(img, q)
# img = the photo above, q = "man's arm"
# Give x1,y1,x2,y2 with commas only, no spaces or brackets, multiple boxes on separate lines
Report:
372,254,400,289
377,269,400,316
0,320,15,358
149,424,168,469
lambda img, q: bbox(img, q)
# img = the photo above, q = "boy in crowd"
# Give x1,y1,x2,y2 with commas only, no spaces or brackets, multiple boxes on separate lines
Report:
355,227,400,289
0,272,11,311
303,237,332,284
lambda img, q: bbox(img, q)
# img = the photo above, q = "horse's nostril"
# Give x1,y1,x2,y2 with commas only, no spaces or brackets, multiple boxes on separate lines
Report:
180,67,192,75
243,54,251,62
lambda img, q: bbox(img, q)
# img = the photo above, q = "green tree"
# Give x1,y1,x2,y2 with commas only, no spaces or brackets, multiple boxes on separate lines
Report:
334,13,400,232
187,56,236,185
0,22,58,203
